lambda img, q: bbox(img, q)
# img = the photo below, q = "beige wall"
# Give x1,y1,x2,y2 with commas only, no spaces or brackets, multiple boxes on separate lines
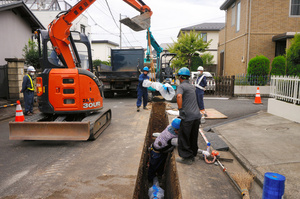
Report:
91,43,118,61
0,11,33,65
219,0,300,76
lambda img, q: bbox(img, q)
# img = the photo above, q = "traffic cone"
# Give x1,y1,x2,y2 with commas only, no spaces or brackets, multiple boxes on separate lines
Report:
15,100,25,122
254,87,262,104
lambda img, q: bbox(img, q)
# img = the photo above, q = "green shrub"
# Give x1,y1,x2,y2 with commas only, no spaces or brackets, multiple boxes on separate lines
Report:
247,55,270,85
23,39,40,69
286,33,300,77
271,56,286,76
191,53,203,71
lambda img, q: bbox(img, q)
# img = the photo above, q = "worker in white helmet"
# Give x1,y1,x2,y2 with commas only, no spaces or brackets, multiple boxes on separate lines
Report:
195,66,207,117
20,66,36,116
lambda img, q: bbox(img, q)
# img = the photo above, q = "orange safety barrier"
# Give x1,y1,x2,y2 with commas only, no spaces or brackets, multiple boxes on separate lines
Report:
254,87,262,104
15,100,25,122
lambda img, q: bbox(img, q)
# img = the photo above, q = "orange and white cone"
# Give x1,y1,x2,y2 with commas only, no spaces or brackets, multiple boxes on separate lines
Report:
254,87,262,104
15,100,25,122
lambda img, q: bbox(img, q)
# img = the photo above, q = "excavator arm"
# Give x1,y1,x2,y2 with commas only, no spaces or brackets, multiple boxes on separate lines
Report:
49,0,152,69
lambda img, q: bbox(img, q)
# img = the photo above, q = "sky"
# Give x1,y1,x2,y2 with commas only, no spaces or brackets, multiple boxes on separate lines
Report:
68,0,226,48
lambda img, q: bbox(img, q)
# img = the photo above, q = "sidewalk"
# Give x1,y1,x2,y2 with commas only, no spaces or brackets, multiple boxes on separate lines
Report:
213,111,300,198
0,99,38,121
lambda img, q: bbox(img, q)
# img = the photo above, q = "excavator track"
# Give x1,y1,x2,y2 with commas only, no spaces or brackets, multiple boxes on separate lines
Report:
9,109,111,141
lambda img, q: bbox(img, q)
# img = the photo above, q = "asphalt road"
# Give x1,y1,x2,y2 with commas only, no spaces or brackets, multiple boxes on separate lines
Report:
0,95,268,198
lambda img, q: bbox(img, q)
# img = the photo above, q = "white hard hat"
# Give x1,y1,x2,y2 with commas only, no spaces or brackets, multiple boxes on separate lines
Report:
197,66,204,71
27,66,36,72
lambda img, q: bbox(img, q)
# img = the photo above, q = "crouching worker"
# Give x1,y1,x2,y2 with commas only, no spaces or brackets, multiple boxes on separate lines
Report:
148,118,181,184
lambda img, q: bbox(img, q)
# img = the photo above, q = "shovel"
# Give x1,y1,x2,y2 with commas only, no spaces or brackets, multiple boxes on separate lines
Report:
120,12,151,31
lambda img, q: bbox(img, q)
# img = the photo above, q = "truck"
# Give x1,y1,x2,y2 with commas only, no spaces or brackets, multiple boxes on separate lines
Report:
96,48,144,98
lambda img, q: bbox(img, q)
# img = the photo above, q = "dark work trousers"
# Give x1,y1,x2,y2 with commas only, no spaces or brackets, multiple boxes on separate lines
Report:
148,149,168,182
178,119,200,159
24,90,34,113
136,88,148,108
196,89,205,110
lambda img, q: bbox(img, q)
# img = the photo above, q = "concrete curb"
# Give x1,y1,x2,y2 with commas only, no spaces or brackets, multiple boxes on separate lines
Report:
212,127,264,188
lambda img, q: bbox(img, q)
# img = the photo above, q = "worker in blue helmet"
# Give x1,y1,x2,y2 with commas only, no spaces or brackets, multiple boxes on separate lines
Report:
176,67,201,165
136,66,150,112
148,118,181,184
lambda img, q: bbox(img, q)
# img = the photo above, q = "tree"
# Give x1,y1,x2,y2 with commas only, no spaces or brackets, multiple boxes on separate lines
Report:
201,52,214,66
22,39,40,69
286,33,300,77
270,56,286,76
168,30,211,71
190,53,203,71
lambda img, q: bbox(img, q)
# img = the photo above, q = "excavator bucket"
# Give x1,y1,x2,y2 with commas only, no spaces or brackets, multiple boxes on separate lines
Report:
120,12,151,31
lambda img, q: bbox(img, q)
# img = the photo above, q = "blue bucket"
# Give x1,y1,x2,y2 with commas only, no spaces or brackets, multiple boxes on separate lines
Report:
262,172,285,199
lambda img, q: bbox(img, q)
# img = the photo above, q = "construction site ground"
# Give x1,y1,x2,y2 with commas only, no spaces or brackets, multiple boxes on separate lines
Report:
0,96,299,198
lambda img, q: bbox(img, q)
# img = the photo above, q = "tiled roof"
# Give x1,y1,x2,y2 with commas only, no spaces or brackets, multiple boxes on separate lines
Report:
180,23,225,31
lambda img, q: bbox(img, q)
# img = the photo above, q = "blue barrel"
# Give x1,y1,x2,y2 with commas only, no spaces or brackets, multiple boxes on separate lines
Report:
262,172,285,199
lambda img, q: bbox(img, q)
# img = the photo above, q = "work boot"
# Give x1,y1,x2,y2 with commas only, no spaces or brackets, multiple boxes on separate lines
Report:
143,106,148,110
25,111,32,116
176,157,193,165
137,106,140,112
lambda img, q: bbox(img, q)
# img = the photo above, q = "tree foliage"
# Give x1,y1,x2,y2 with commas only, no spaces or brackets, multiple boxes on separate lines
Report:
93,59,111,68
22,39,40,69
168,30,211,71
286,33,300,77
271,56,286,76
191,53,203,71
201,52,215,66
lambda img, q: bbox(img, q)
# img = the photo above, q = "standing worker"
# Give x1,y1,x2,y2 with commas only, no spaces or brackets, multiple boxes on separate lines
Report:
195,66,207,117
136,66,150,112
176,67,201,165
20,66,36,116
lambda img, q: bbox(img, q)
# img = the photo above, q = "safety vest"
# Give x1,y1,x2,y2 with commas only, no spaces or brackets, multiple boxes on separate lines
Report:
195,75,205,90
27,74,34,91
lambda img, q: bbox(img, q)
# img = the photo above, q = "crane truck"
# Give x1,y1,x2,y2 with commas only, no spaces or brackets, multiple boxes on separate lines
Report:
9,0,152,141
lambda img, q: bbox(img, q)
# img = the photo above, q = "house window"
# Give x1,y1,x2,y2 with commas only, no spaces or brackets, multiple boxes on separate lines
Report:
201,33,207,42
236,1,241,32
231,3,236,26
80,25,85,34
290,0,300,16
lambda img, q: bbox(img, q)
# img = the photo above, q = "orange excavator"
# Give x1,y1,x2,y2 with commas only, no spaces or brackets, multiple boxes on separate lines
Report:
9,0,152,141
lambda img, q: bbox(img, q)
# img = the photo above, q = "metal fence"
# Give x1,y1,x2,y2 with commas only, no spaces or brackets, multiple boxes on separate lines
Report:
205,75,235,97
235,74,270,86
270,76,300,105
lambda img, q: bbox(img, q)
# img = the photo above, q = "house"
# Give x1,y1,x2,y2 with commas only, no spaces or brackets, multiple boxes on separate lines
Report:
178,23,225,75
218,0,300,76
91,40,119,62
0,1,45,65
25,0,91,36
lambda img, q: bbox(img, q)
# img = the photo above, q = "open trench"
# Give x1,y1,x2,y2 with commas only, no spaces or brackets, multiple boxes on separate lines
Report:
133,101,181,199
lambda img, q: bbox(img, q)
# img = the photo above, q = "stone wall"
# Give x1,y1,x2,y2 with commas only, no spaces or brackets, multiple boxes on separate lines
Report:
6,58,25,100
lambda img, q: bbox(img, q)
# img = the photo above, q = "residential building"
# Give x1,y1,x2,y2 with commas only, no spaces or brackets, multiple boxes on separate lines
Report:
91,40,119,61
25,0,91,36
0,1,45,65
178,23,225,74
218,0,300,76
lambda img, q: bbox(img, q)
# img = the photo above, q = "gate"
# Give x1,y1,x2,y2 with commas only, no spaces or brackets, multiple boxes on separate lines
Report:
0,64,9,99
205,75,235,97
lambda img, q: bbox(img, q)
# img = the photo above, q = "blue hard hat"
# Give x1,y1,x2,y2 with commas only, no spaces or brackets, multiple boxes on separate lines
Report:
143,67,149,72
178,67,190,76
171,118,181,129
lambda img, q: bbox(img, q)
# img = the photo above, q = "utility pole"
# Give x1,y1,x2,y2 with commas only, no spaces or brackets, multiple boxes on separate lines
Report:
119,13,122,49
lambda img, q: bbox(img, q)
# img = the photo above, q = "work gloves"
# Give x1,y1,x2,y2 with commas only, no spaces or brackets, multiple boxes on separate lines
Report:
179,109,186,120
